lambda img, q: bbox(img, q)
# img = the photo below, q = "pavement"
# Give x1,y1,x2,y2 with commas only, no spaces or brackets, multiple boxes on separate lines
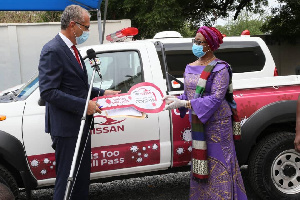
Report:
19,167,261,200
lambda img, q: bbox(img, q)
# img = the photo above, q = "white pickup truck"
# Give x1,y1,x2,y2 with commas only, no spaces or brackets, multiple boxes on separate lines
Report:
1,30,300,199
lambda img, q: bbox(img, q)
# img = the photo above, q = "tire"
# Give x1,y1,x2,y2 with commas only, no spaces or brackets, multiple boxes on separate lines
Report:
248,131,300,200
0,164,19,199
0,183,14,200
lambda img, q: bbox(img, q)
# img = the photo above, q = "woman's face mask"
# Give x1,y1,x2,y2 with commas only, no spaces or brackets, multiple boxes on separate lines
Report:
192,44,206,58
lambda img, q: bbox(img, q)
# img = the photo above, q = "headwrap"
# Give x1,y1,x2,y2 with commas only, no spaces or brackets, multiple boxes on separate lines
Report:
197,26,223,51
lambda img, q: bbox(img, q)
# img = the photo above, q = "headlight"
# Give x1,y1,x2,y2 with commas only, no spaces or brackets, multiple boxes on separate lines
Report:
0,115,6,121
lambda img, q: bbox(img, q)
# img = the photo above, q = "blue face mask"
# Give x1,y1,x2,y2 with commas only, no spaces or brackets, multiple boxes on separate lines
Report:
76,31,89,44
192,44,206,58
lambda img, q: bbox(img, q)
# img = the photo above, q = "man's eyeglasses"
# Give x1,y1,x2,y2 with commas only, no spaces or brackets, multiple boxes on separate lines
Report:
192,39,207,46
75,21,90,31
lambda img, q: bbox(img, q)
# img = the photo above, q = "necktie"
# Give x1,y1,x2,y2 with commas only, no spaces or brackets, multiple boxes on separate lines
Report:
71,45,83,69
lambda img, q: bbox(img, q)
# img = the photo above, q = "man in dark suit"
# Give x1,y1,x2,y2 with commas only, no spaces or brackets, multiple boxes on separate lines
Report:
38,5,119,200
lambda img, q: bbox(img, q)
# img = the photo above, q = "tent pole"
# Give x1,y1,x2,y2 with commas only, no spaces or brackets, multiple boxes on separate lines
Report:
97,9,102,44
101,0,108,44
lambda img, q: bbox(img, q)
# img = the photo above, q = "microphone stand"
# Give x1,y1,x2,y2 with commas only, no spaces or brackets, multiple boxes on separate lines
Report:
64,57,101,200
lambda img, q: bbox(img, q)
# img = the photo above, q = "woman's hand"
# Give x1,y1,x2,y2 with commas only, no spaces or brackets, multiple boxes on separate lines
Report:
162,95,177,104
164,98,188,110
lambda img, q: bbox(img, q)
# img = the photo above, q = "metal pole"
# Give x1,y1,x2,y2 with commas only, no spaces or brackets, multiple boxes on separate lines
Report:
101,0,108,44
154,41,171,91
63,66,99,200
97,9,102,44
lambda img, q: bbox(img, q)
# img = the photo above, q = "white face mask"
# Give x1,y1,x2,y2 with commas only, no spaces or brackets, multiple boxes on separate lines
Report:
74,25,89,44
76,31,89,44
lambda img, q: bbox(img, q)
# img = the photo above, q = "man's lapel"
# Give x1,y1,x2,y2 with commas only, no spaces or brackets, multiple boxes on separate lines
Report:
55,35,88,87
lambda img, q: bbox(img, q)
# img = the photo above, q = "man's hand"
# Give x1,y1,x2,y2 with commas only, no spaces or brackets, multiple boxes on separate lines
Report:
87,100,102,115
104,90,121,96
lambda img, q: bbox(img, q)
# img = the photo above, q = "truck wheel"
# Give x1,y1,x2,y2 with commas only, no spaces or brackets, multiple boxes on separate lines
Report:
0,164,19,199
248,131,300,200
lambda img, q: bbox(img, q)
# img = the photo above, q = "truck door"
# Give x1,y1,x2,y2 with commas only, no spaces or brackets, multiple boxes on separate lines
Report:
22,77,57,182
84,49,163,178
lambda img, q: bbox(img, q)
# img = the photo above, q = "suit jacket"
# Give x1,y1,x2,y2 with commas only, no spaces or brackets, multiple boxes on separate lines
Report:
38,34,104,137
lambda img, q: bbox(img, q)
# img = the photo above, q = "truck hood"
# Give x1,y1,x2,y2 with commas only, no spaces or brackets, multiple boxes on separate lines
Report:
0,100,25,120
0,84,24,103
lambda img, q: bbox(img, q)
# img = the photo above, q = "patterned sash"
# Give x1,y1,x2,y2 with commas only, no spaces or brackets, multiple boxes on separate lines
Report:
191,60,241,180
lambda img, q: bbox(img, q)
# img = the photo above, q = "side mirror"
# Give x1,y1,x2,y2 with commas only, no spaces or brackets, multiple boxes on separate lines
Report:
38,98,45,106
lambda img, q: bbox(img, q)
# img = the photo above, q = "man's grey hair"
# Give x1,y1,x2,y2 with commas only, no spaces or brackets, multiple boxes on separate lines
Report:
61,5,90,30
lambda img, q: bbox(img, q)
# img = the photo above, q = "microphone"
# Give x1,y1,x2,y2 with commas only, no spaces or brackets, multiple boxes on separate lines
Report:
87,48,101,67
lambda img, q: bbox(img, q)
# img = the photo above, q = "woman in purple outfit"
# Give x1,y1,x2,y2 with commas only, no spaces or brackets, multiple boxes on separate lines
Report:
163,26,247,200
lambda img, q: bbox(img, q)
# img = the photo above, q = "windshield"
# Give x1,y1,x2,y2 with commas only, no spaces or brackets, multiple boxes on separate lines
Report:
17,73,39,100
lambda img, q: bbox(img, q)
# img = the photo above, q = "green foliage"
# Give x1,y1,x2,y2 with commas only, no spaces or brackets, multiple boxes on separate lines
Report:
261,0,300,42
1,0,299,43
102,0,268,39
179,22,197,38
104,0,186,39
216,12,266,36
0,11,61,23
39,11,62,22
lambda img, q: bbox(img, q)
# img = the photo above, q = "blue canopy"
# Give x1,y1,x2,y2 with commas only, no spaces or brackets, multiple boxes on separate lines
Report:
0,0,102,11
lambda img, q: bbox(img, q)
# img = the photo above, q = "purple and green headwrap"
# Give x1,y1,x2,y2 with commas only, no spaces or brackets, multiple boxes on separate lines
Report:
197,26,223,51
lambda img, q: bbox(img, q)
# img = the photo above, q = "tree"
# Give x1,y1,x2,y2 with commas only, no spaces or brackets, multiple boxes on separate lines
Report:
102,0,268,39
0,11,61,23
216,11,266,36
104,0,185,39
1,0,299,42
261,0,300,42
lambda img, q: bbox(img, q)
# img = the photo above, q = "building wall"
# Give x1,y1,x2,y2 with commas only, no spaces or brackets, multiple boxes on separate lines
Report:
0,19,131,91
260,35,300,76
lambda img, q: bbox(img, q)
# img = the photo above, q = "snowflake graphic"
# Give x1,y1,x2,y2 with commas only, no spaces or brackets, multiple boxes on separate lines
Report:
132,156,135,159
53,161,56,166
240,116,248,126
31,159,39,167
44,158,50,164
148,146,151,148
188,161,192,165
182,128,192,142
188,146,192,152
138,152,142,156
137,157,143,163
142,147,146,151
176,147,184,155
50,166,54,169
41,169,47,175
144,154,148,158
152,144,158,150
130,145,139,153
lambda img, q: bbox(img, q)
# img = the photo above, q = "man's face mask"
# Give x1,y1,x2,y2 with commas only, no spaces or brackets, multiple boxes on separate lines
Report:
74,23,90,44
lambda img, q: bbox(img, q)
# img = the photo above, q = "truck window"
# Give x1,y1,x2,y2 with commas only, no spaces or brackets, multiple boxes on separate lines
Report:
215,41,266,73
84,51,143,93
156,42,194,78
156,40,266,78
